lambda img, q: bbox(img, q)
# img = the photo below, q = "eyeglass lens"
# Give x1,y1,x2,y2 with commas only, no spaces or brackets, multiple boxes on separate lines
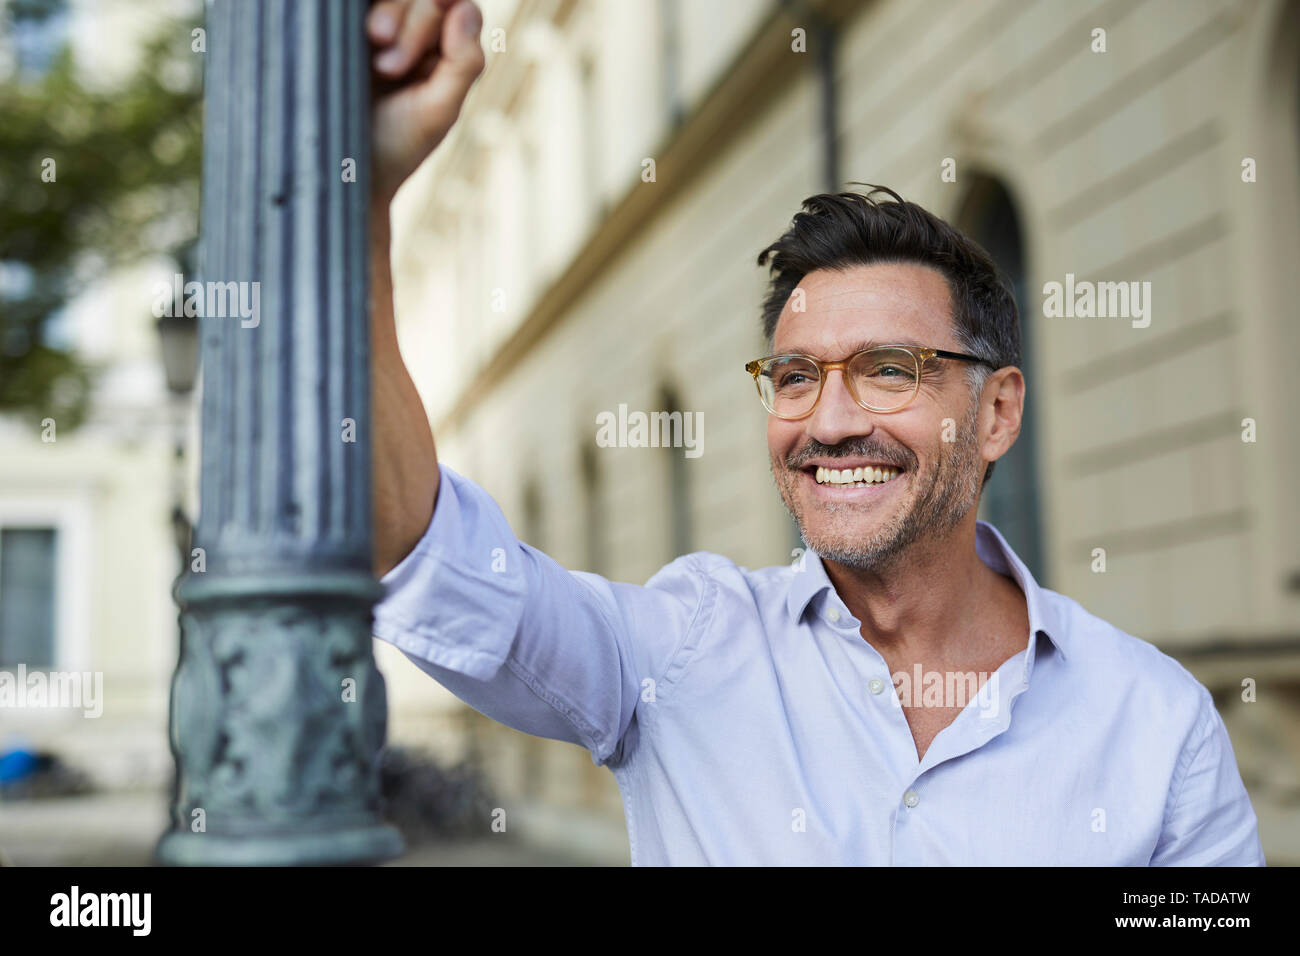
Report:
758,347,920,417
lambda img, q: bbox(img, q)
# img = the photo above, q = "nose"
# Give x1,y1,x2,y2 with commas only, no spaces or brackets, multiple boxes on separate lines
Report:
805,368,876,446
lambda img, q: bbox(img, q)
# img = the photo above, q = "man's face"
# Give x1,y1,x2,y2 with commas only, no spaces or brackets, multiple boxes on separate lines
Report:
768,262,986,571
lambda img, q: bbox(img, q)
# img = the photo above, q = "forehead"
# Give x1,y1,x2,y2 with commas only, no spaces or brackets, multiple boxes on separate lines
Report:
771,261,957,356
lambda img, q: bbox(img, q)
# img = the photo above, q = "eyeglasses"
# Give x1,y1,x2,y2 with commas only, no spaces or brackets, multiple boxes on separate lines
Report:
745,344,996,420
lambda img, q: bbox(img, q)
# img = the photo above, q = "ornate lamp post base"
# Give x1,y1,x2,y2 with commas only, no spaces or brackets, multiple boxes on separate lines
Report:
157,575,404,866
158,825,402,867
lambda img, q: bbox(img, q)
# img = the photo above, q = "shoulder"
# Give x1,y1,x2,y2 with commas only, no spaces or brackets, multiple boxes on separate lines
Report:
643,551,801,632
647,550,796,595
1041,586,1216,732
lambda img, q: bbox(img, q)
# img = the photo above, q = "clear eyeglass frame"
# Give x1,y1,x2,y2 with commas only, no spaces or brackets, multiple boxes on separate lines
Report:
744,344,996,420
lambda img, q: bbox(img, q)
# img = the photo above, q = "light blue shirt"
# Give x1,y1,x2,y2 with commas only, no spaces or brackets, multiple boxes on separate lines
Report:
374,464,1266,866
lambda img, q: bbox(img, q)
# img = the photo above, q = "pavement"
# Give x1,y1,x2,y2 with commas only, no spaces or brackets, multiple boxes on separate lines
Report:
0,790,608,866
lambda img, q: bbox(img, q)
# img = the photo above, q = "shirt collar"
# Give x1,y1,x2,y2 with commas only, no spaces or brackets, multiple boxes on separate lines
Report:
786,520,1070,662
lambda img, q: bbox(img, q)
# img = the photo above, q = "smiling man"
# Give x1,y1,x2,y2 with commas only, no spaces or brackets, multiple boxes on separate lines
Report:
366,0,1264,866
752,239,1034,766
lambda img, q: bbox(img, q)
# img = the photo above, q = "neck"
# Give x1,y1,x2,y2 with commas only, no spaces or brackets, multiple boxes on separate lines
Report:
821,512,1011,660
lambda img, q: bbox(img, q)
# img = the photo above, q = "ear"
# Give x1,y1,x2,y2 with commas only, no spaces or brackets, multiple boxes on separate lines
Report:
979,366,1025,470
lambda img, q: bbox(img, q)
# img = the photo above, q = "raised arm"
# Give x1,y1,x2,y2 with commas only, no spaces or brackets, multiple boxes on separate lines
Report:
367,0,485,576
363,1,709,764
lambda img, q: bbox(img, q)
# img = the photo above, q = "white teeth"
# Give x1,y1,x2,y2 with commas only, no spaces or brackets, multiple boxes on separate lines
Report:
813,466,902,486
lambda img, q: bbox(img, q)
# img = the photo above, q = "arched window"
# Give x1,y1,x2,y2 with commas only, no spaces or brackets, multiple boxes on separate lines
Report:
658,385,692,561
580,442,605,574
956,175,1046,585
521,479,544,551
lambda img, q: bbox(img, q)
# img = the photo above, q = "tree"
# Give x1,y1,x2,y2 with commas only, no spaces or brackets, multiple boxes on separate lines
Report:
0,0,203,430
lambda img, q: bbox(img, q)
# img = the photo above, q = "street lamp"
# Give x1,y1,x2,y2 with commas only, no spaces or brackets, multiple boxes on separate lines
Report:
156,310,199,397
155,263,199,582
156,239,200,397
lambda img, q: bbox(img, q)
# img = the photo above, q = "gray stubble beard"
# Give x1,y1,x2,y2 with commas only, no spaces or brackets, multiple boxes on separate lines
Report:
773,397,984,573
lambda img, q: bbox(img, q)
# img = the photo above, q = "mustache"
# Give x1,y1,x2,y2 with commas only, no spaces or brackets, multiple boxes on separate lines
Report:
787,438,914,471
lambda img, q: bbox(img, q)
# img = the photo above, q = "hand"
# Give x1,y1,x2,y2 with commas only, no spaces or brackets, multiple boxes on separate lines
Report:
368,0,485,205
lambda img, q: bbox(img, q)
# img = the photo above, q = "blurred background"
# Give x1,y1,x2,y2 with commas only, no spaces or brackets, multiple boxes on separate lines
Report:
0,0,1296,865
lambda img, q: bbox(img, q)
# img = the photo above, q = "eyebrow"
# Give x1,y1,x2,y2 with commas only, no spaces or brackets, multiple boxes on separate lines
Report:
772,338,929,357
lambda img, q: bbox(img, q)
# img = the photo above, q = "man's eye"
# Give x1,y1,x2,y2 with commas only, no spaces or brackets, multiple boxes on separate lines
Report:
870,364,913,379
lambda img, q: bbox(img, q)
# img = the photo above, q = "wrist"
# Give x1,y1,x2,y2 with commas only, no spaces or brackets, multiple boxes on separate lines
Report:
370,198,393,256
370,187,394,224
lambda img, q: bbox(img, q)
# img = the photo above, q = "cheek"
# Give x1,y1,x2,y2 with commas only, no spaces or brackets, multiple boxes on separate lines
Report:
759,418,780,460
767,418,794,463
893,417,943,470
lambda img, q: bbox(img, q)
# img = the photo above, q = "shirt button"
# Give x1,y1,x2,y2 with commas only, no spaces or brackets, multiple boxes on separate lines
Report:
903,790,919,808
868,678,884,695
827,607,841,623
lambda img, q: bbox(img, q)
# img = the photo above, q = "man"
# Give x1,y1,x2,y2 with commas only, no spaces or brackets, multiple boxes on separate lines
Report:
366,0,1265,865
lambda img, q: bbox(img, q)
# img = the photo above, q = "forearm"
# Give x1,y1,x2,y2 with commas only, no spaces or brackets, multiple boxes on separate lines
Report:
371,198,439,578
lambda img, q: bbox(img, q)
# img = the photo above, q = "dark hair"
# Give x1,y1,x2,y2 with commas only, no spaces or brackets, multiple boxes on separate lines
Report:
755,183,1020,486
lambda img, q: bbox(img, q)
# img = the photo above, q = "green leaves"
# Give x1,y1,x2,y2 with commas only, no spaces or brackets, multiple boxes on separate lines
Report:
0,12,203,429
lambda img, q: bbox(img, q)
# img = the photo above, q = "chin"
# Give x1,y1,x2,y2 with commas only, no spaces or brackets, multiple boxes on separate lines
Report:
803,520,878,554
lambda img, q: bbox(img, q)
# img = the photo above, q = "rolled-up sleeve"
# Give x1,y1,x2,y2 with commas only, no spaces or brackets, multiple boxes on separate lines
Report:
1149,688,1266,865
373,463,711,766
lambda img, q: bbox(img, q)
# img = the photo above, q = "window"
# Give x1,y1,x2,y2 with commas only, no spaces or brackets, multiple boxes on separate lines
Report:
0,526,58,668
580,442,605,574
522,479,544,551
956,175,1047,585
521,135,543,292
659,385,692,560
579,52,603,218
657,0,685,128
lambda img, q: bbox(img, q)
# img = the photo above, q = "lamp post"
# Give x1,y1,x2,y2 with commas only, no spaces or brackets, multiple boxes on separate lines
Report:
155,0,402,865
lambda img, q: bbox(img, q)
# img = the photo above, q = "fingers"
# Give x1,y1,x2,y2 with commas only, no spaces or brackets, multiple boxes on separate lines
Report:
413,0,484,115
372,0,458,78
369,0,485,201
366,1,405,45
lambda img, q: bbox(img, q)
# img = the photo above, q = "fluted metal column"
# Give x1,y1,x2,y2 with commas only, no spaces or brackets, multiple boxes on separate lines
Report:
157,0,403,865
